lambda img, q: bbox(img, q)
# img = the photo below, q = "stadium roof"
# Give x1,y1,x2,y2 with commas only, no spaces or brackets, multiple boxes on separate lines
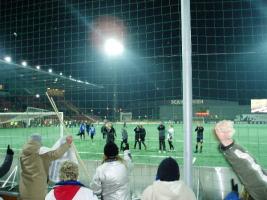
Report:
0,59,103,96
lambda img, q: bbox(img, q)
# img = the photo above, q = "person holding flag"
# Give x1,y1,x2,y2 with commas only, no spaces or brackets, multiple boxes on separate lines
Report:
19,134,73,200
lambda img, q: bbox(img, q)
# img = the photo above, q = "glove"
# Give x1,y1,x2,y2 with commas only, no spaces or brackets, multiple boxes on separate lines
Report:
7,145,14,155
231,178,238,193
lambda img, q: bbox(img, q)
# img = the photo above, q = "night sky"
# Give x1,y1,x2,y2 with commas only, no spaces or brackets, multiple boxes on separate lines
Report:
1,0,267,118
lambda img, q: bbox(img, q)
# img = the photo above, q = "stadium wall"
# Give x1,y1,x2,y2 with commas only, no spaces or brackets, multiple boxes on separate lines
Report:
159,100,250,121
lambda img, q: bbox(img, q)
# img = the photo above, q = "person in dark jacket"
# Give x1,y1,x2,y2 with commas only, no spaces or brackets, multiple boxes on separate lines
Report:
134,125,142,150
214,120,267,200
0,145,14,178
101,121,107,139
140,125,147,150
106,122,116,143
194,123,204,153
157,122,166,153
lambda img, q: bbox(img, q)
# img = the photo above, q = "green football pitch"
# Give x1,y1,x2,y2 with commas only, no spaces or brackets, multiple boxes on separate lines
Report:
0,123,266,168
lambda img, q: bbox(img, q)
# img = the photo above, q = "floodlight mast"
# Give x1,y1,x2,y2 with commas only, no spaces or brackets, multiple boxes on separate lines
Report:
103,38,124,121
182,0,193,188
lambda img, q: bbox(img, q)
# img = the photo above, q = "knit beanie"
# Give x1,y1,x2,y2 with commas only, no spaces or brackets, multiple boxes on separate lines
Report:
30,134,42,144
104,142,119,159
156,157,180,181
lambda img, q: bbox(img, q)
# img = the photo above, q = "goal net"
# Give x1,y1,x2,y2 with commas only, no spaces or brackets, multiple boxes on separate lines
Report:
0,107,64,151
120,112,132,122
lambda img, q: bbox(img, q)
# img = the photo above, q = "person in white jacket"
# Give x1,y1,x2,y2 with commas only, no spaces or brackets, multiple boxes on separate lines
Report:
45,161,98,200
90,142,133,200
167,124,175,151
142,157,196,200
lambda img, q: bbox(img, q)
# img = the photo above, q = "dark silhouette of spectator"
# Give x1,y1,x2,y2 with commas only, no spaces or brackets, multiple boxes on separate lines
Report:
0,145,14,178
157,122,166,153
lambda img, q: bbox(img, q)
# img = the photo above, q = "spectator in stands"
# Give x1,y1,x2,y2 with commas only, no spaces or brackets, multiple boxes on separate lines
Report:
214,120,267,200
157,122,166,153
45,160,98,200
0,145,14,178
19,135,73,200
142,157,196,200
90,142,133,199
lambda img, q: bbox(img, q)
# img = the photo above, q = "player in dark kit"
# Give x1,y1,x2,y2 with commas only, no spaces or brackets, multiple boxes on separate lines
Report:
134,125,142,150
140,125,147,150
157,122,166,153
194,124,204,153
101,122,107,139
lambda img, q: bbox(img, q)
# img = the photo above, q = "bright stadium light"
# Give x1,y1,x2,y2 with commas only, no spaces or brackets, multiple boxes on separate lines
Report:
21,61,27,66
59,72,63,75
48,68,52,73
36,65,40,70
104,38,124,57
35,94,40,98
4,56,11,63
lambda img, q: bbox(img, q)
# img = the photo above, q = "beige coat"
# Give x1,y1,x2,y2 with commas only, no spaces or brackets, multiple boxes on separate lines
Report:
142,180,196,200
19,140,70,200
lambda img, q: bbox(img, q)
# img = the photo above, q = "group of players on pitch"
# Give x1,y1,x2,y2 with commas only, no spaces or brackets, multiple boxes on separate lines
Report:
77,121,205,153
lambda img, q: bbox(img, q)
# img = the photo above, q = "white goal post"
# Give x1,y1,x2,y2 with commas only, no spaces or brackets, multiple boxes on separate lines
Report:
0,111,64,137
120,112,132,122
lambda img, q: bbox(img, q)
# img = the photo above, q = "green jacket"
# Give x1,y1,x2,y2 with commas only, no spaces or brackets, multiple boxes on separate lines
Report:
19,140,70,200
220,142,267,200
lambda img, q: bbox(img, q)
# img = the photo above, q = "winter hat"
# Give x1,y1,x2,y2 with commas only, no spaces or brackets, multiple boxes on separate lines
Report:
156,157,180,181
30,134,42,144
59,161,79,181
104,142,119,159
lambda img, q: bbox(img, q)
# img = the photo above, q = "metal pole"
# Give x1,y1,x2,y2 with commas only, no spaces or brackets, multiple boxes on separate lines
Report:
59,112,64,137
181,0,193,187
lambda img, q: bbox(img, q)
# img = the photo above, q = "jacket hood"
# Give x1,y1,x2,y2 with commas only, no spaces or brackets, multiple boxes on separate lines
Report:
22,140,41,156
149,180,196,200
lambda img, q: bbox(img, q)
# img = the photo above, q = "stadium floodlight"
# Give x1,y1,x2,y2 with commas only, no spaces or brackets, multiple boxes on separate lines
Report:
48,68,52,73
59,72,63,75
21,61,27,66
36,65,40,70
104,38,124,57
35,94,40,98
4,56,11,63
69,75,72,78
